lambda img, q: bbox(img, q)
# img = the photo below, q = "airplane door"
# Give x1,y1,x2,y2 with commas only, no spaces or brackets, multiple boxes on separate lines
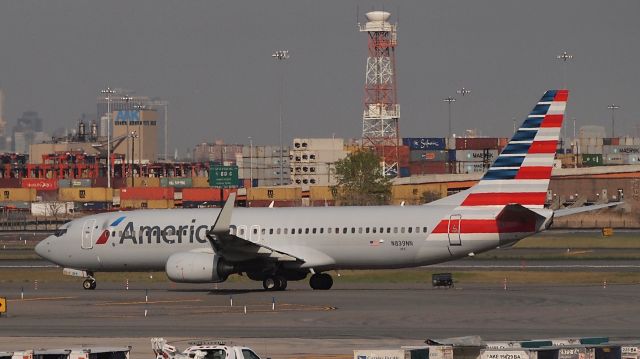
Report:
81,219,96,249
249,225,261,242
448,214,462,246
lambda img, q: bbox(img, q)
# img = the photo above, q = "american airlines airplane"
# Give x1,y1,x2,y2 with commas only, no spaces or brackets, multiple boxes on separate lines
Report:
34,89,617,291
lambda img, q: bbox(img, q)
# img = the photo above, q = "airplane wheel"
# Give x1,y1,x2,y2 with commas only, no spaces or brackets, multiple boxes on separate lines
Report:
275,276,287,291
264,276,287,291
263,277,276,290
83,278,96,290
309,273,333,290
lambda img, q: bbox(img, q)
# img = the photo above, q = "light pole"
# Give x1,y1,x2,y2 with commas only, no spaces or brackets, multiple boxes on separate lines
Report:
248,136,253,187
443,96,456,139
556,51,573,89
272,49,289,186
130,130,138,187
101,87,116,188
121,96,133,179
607,104,620,137
573,118,578,168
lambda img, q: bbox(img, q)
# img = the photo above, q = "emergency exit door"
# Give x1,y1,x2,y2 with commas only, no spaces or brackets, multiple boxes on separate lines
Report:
81,219,96,249
448,214,462,246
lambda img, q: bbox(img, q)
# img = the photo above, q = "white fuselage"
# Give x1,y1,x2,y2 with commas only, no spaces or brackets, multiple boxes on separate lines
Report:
35,204,535,273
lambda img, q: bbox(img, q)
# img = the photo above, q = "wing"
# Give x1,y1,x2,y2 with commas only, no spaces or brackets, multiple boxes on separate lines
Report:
206,193,302,263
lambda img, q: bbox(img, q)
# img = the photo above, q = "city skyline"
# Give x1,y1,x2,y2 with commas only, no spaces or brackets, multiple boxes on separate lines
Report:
0,1,639,152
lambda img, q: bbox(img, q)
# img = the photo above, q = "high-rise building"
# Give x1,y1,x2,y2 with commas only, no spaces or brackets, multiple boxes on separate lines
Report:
112,109,158,163
0,89,7,151
12,111,49,153
289,138,347,186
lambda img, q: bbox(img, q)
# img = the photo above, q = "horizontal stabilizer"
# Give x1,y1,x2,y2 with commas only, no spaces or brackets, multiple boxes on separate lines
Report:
554,202,623,218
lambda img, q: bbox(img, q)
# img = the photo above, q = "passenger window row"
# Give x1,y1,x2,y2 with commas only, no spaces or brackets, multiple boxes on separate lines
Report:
231,226,428,237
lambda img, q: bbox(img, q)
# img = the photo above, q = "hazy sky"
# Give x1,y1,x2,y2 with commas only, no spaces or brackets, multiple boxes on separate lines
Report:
1,1,639,152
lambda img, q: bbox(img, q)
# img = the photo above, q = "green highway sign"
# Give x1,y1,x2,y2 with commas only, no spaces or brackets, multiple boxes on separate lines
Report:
209,165,238,188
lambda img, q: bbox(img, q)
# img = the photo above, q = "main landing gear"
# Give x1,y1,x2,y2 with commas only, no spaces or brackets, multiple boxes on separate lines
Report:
262,276,287,291
309,273,333,290
82,273,97,290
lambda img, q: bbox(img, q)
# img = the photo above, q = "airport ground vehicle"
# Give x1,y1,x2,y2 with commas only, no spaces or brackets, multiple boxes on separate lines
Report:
151,338,264,359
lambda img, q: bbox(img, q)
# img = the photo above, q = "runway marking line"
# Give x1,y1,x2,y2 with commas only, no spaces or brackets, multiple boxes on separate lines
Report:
94,299,203,306
8,296,75,302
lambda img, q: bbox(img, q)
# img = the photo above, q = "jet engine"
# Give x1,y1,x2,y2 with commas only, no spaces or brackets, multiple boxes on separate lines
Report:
165,252,235,283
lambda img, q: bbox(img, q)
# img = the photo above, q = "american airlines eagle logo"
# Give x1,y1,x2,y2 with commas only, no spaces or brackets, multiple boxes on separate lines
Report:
95,216,126,245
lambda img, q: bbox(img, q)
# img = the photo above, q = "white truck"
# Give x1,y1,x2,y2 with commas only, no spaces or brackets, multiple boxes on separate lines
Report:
152,338,265,359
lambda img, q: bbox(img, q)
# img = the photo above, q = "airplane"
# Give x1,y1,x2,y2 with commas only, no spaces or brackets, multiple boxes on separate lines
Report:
35,89,619,291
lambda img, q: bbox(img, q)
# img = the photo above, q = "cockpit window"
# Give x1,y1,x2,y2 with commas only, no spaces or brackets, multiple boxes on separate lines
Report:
54,228,68,237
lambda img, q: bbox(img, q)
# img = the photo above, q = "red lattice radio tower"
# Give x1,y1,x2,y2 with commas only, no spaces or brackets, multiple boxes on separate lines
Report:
359,11,400,177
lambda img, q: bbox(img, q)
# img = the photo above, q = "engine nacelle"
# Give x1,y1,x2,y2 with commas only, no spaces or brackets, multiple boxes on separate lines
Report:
165,252,233,283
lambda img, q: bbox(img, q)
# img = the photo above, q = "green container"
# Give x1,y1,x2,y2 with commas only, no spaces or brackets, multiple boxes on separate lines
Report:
520,340,553,348
581,154,603,166
160,177,193,188
580,337,609,345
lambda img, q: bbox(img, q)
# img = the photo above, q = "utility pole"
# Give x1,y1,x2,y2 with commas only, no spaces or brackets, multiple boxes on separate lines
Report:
607,104,620,137
272,50,289,186
248,136,253,187
100,87,116,188
556,51,573,89
121,96,132,179
130,131,138,187
443,97,456,139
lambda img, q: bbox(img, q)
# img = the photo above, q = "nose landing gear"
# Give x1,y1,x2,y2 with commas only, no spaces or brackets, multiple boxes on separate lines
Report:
82,274,97,290
309,273,333,290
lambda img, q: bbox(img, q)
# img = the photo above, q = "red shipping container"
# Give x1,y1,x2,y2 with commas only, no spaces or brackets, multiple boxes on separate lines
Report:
408,161,449,175
182,188,237,202
21,178,58,191
612,138,620,146
120,187,174,200
95,177,127,189
374,145,410,166
0,178,21,188
455,138,500,150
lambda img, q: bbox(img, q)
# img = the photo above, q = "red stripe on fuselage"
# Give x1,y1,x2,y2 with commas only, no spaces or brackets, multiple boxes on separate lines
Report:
515,166,552,180
462,192,547,206
540,114,563,128
432,219,536,234
528,140,557,154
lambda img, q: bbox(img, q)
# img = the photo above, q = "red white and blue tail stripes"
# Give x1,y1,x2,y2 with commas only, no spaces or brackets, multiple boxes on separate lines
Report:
431,90,568,239
463,89,568,209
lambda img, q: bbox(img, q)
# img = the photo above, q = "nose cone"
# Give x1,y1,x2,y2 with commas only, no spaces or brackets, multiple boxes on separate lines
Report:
34,238,50,260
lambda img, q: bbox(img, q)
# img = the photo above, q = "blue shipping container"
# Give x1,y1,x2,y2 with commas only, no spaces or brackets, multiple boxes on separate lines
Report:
448,150,456,162
399,167,410,177
402,137,446,150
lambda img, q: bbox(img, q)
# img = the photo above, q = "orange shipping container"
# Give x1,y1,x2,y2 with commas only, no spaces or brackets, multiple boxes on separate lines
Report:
192,177,210,188
120,187,174,200
120,199,175,209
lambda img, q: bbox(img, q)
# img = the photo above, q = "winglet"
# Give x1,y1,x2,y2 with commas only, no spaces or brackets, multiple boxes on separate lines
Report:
211,192,236,235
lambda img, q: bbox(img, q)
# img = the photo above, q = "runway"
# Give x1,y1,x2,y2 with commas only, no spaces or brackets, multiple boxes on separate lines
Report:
0,281,638,340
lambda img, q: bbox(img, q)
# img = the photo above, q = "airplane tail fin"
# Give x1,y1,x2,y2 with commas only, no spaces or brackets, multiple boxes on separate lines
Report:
463,90,569,209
